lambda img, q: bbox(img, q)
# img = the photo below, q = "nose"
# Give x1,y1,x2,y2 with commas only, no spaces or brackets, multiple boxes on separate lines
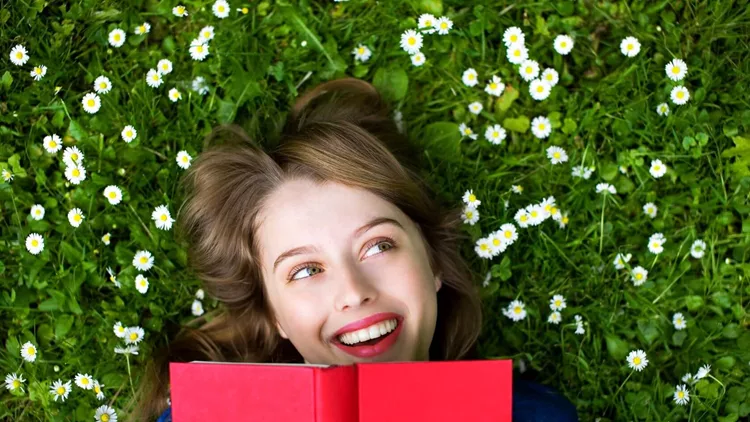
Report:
333,261,377,311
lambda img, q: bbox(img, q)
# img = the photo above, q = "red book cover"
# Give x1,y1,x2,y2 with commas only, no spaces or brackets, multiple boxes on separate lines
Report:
169,359,512,421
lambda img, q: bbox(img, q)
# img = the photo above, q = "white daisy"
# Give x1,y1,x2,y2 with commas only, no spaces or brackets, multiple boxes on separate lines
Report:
547,311,562,324
673,384,690,405
695,364,711,380
514,208,531,228
189,39,210,61
63,145,84,165
462,68,479,87
474,237,494,259
690,239,706,259
152,205,174,230
485,124,507,145
656,103,670,116
107,267,121,288
146,69,163,88
499,223,518,245
541,68,559,87
643,202,657,218
648,232,666,254
25,232,44,255
527,204,547,226
4,373,25,392
176,151,193,169
468,101,483,115
458,122,478,140
463,189,481,209
108,29,126,48
400,29,423,54
68,208,85,227
94,404,117,422
74,373,94,390
173,5,188,17
42,134,63,154
168,88,182,102
574,316,585,335
50,379,72,402
682,373,695,385
620,36,641,57
352,44,372,62
10,45,30,66
506,43,528,65
529,79,552,101
94,76,112,94
30,65,47,81
30,204,45,220
596,183,616,195
213,0,230,18
192,299,205,316
192,76,209,95
571,165,595,179
113,321,126,338
133,250,154,271
114,345,140,355
435,16,453,35
540,196,556,220
631,266,648,286
417,13,437,34
626,349,648,371
1,169,13,182
503,300,527,322
124,326,145,345
613,253,632,270
665,59,688,81
134,22,151,35
670,86,690,105
82,92,101,114
511,185,523,194
483,271,492,288
103,185,123,205
519,59,540,82
20,342,37,362
550,294,567,311
484,75,505,96
531,116,552,139
488,231,508,256
93,379,106,400
553,35,574,55
135,274,149,294
157,59,173,75
196,289,205,300
460,206,480,225
502,27,525,47
102,233,112,246
410,52,426,66
121,125,137,143
64,164,86,185
198,26,215,43
672,312,687,330
547,146,568,164
557,212,570,229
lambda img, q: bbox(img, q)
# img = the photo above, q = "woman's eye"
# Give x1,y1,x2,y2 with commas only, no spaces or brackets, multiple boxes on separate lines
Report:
288,239,395,281
363,239,394,258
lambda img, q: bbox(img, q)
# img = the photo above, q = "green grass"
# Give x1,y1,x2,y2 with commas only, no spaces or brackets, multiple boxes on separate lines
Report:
1,0,749,420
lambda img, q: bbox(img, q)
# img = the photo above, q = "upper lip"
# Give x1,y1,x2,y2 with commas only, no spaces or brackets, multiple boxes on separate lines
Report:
330,312,402,342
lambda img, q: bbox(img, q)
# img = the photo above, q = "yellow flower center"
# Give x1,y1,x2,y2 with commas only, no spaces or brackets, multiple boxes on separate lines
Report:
32,240,39,247
651,242,659,248
358,47,365,54
126,130,133,137
109,192,116,198
480,244,488,251
553,152,561,159
182,156,188,162
197,45,204,52
520,215,528,222
468,74,475,80
561,42,567,48
493,131,499,137
425,20,432,27
676,318,682,324
531,211,538,218
490,83,497,89
633,357,641,364
440,22,447,29
647,207,653,213
139,25,145,33
554,300,561,307
510,35,517,42
160,214,167,221
654,165,661,171
35,68,42,75
677,391,684,398
537,86,544,92
95,385,101,393
72,169,80,177
513,50,520,57
100,82,107,89
466,211,473,218
493,239,501,246
74,214,81,222
672,66,680,74
140,280,146,286
16,52,23,59
152,74,159,81
525,67,532,74
114,34,121,41
241,7,249,14
635,273,643,280
12,380,20,388
469,194,476,202
177,6,185,13
539,124,546,130
204,31,211,38
677,91,684,99
110,276,116,282
50,140,57,147
82,378,89,385
57,386,65,394
218,5,225,11
130,333,138,340
550,206,558,215
513,306,522,314
546,74,554,81
464,129,471,134
562,216,569,224
627,44,633,50
102,414,110,422
140,257,148,263
504,231,512,239
87,99,95,107
408,37,415,45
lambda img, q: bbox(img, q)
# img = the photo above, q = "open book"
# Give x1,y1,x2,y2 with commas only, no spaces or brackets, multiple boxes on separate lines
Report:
169,359,512,421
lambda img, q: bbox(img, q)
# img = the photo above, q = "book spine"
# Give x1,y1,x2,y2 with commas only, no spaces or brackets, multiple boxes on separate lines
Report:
314,365,358,422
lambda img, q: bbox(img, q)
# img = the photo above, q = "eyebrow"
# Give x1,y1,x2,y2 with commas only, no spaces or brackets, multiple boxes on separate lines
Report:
272,216,404,274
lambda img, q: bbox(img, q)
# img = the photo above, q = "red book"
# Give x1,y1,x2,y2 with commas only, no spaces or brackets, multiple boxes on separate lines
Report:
169,359,512,421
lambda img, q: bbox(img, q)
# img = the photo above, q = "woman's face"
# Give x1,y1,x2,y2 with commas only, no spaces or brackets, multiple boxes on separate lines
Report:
257,179,441,364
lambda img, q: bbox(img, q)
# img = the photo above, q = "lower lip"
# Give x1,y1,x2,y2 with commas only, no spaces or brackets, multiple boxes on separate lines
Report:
333,319,403,359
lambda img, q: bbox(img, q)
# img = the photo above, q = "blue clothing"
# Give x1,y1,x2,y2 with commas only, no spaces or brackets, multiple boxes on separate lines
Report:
156,379,576,421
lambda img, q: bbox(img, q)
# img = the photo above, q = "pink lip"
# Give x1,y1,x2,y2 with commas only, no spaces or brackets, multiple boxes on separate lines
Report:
332,315,403,359
331,312,403,340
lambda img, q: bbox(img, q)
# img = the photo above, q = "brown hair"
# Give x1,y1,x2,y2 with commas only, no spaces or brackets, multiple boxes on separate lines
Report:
127,77,482,421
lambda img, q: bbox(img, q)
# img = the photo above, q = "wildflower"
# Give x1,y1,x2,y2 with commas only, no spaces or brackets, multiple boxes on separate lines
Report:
435,16,453,35
43,134,63,154
107,267,121,288
695,364,711,380
50,379,72,402
114,345,140,355
173,5,188,17
626,349,648,371
134,22,151,35
462,68,479,87
525,204,546,226
95,404,118,422
5,373,25,392
25,233,44,255
673,384,690,406
213,0,230,18
511,185,523,194
93,380,106,400
30,204,45,220
643,202,657,218
631,266,648,286
540,196,556,219
113,322,126,338
484,75,505,96
519,59,540,82
121,125,137,143
541,68,559,87
152,205,174,230
574,315,585,334
620,36,641,57
30,65,47,81
108,29,126,48
192,299,205,316
68,208,85,228
82,92,101,113
557,212,569,229
672,312,687,330
400,29,422,54
352,44,372,62
506,44,528,65
460,206,480,225
198,26,215,43
189,39,210,61
135,274,149,294
656,103,670,116
176,151,193,169
146,69,163,88
670,86,690,105
74,373,94,390
133,250,154,272
64,164,87,185
9,45,29,66
474,237,493,259
499,223,518,245
485,124,507,145
531,116,552,139
417,13,437,34
168,88,182,102
102,233,112,245
503,300,527,322
650,159,667,178
94,76,112,94
482,271,492,288
547,295,566,311
196,289,205,299
192,76,209,95
613,253,632,270
682,373,695,384
648,232,666,254
468,101,483,115
458,123,478,140
1,169,13,182
548,311,561,324
514,208,531,228
157,59,173,75
665,59,688,81
124,326,145,345
596,183,616,194
572,165,595,179
690,239,706,258
547,146,568,164
529,79,552,101
553,35,574,55
502,27,525,47
488,231,508,256
462,189,481,209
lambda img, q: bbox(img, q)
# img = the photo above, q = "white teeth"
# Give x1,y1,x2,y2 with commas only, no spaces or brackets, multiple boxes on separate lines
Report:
338,318,397,345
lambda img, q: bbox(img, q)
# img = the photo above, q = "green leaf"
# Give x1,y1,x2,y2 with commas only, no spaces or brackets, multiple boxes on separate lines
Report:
419,0,443,15
68,119,87,142
278,5,337,69
55,314,75,339
503,116,530,133
722,136,750,177
561,118,577,134
1,71,12,91
491,256,512,281
605,334,629,360
61,242,83,263
372,67,409,102
672,330,687,346
637,319,659,345
716,356,736,371
685,295,704,311
682,136,696,150
421,121,460,162
495,86,519,112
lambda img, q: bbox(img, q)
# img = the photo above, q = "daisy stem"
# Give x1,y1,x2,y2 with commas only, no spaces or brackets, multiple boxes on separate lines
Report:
599,195,606,254
650,254,659,270
125,354,136,399
612,370,633,401
9,189,23,233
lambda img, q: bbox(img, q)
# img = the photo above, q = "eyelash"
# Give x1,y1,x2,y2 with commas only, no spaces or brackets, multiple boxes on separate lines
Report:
286,237,397,282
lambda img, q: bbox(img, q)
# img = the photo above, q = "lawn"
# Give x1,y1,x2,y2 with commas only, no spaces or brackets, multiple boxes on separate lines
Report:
1,0,749,420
